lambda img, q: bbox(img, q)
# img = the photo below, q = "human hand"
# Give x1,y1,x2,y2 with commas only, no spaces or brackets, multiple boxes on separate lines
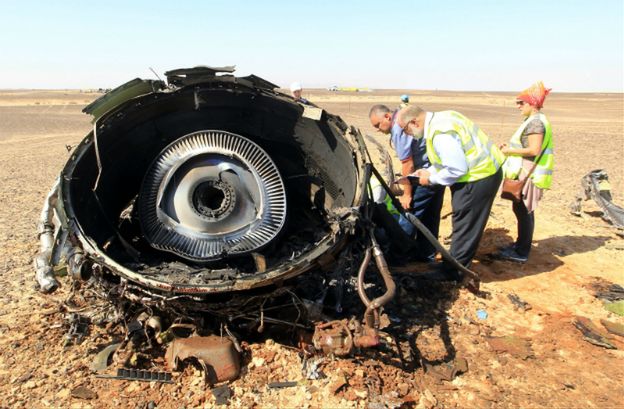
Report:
399,194,412,210
415,169,431,186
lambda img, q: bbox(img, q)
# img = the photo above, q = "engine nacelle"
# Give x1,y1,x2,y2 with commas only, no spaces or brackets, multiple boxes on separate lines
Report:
36,66,369,296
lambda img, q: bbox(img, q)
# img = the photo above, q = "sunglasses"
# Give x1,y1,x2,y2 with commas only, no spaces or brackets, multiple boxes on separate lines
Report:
515,100,525,106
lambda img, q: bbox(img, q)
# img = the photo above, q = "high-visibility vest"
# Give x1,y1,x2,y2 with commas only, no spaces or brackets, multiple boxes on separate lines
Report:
370,175,400,216
502,113,554,189
425,111,505,183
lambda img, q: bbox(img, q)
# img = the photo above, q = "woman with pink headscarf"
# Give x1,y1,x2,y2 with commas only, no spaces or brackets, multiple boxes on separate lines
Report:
497,81,554,263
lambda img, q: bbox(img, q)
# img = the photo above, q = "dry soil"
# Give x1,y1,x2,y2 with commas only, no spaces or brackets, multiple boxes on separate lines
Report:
0,89,623,408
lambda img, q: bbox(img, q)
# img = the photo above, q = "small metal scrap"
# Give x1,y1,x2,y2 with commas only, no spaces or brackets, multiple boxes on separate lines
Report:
508,293,532,311
165,335,240,384
595,284,624,302
424,357,469,382
96,368,173,383
302,356,325,380
573,316,616,349
268,381,298,389
64,313,90,346
212,385,232,406
91,343,121,372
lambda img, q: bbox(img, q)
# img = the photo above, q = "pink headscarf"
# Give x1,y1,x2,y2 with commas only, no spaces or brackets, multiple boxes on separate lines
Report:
517,81,551,109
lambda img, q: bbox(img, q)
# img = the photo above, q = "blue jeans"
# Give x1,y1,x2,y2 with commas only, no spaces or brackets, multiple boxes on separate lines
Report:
410,185,445,261
394,213,415,236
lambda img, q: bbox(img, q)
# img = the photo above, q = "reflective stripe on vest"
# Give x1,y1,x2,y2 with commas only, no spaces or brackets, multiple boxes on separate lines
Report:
425,111,505,183
502,113,554,189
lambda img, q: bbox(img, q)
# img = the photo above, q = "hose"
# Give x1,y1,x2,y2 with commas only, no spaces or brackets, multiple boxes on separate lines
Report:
34,179,61,293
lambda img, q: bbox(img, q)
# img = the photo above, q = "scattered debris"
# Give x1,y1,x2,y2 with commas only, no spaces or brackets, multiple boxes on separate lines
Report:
476,309,488,320
63,313,90,346
600,319,624,338
157,323,196,345
267,381,298,389
302,356,325,380
570,169,624,232
91,343,121,372
487,336,534,359
508,293,532,311
313,320,354,356
96,368,173,383
71,386,97,400
425,357,469,382
165,335,241,384
212,385,232,406
301,299,325,322
573,317,616,349
593,282,624,302
588,279,624,316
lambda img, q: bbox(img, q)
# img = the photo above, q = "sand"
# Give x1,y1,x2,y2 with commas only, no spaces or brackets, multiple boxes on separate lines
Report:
0,89,623,408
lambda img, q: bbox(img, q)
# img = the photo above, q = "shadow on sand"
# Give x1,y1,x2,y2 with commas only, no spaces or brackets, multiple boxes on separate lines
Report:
357,274,461,375
475,227,611,283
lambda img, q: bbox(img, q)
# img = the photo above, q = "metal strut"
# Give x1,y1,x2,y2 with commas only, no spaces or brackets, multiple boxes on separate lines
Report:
369,164,481,293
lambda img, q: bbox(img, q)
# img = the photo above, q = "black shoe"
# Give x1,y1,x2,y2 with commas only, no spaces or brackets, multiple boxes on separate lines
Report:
497,244,516,253
495,248,528,263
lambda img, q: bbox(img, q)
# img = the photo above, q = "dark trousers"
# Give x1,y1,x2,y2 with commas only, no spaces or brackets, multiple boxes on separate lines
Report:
512,199,534,257
443,168,503,273
411,185,445,261
372,203,418,258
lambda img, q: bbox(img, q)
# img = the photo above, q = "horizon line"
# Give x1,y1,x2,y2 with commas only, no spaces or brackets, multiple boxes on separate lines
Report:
1,87,623,94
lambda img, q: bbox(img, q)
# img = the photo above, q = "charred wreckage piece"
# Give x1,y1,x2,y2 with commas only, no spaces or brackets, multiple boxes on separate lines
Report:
34,66,477,359
570,169,624,235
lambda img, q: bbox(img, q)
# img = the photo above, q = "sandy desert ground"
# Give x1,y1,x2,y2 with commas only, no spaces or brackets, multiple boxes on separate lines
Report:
0,88,623,408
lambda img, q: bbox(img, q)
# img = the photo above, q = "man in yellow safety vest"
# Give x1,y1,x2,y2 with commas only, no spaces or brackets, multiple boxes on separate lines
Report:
397,106,505,280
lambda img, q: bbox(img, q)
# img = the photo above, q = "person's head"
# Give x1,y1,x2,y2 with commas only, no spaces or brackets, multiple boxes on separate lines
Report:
368,104,393,135
397,105,426,139
516,81,551,117
290,82,303,99
515,99,537,117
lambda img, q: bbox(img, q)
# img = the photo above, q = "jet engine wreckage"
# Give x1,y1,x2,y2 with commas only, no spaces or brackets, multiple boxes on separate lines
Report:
34,66,480,377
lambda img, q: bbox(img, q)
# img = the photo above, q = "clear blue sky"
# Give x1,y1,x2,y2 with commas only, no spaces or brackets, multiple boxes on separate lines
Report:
1,0,622,91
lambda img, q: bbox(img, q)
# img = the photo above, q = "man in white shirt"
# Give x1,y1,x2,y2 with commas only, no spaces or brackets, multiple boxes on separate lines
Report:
397,106,504,280
290,82,310,105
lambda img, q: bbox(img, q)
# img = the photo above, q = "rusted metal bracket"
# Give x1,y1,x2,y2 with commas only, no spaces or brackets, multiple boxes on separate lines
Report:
96,368,173,383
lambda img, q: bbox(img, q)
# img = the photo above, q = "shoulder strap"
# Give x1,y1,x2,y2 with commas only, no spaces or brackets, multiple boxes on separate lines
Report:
520,145,547,184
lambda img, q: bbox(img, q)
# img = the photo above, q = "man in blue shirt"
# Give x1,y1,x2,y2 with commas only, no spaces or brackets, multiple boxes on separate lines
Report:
369,104,445,262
